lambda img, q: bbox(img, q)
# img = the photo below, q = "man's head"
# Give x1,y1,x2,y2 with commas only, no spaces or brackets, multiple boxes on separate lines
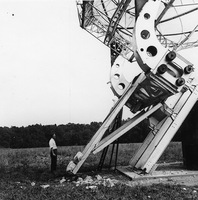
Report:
51,132,56,139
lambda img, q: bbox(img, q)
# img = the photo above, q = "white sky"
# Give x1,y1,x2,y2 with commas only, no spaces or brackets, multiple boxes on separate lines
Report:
0,0,198,127
0,0,115,127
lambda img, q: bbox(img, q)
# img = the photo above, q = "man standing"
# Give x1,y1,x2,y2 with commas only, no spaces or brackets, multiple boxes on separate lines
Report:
49,133,57,174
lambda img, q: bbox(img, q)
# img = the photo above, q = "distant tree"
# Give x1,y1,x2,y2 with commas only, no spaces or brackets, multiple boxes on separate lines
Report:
0,127,12,148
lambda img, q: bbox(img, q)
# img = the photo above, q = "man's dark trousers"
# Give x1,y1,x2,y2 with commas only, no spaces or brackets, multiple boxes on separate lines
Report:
50,149,57,172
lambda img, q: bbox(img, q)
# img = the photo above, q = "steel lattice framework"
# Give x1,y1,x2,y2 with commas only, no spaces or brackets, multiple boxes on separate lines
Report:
67,0,198,176
77,0,198,63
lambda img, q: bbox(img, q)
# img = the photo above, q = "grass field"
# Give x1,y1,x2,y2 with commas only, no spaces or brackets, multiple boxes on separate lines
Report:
1,142,197,199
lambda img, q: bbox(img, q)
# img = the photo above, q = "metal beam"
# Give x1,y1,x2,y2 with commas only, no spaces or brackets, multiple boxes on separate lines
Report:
93,103,162,154
72,72,146,174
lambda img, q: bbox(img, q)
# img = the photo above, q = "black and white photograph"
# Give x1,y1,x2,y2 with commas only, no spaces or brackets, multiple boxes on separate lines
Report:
1,0,198,199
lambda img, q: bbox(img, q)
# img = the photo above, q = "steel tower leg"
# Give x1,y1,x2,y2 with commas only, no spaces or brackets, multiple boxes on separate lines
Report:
70,73,145,174
130,86,198,173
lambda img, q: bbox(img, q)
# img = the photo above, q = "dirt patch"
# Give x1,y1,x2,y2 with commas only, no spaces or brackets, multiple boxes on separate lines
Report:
74,163,198,188
70,169,198,189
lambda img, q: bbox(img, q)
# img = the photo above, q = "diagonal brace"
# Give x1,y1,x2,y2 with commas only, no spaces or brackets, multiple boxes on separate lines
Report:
93,103,162,154
71,73,146,174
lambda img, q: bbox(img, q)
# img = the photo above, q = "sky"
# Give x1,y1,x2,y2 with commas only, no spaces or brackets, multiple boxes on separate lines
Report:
0,0,115,127
0,0,198,127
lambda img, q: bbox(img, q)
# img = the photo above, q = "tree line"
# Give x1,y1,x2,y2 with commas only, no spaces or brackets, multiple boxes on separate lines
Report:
0,112,194,149
0,120,153,148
